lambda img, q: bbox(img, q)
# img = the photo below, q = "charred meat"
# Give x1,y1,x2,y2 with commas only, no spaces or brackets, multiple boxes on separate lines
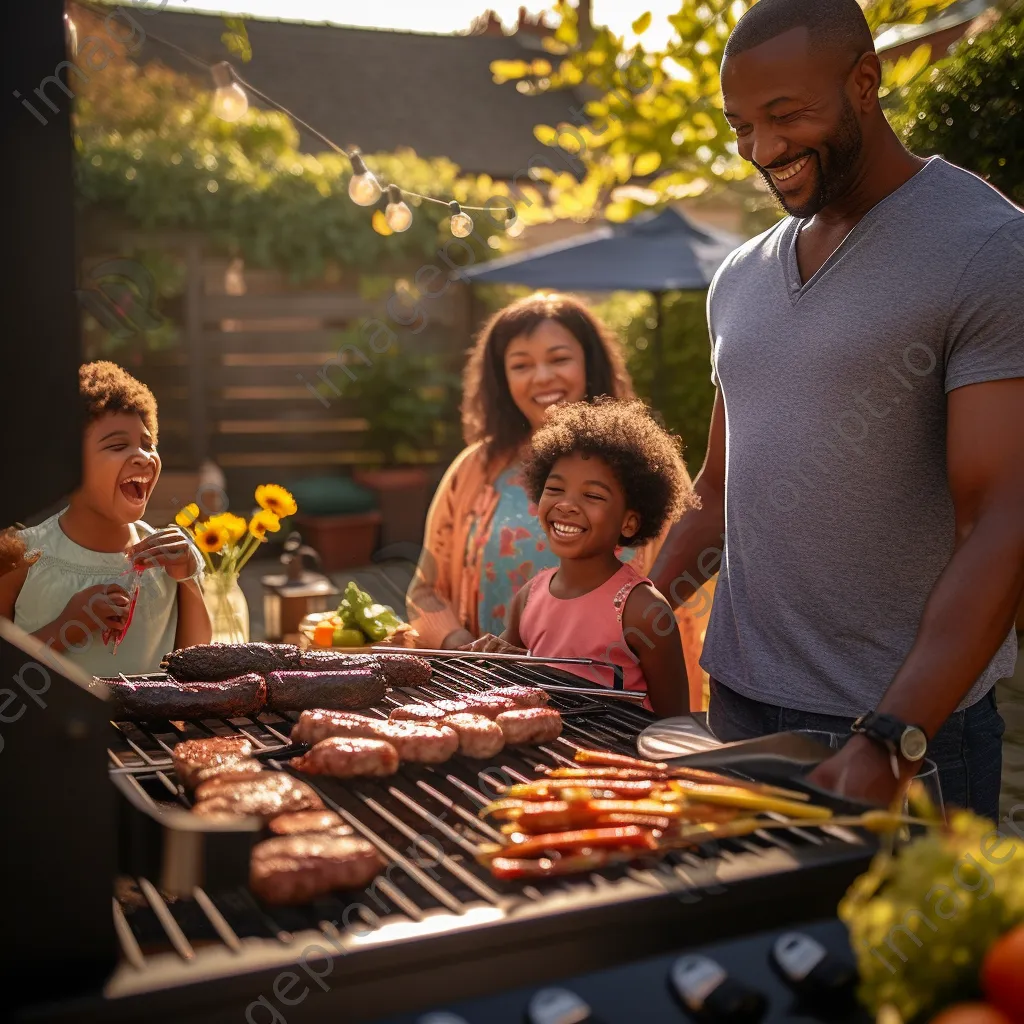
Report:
163,642,300,682
265,666,386,714
102,674,266,720
496,707,563,745
250,834,383,905
192,773,324,820
375,653,432,689
291,737,400,778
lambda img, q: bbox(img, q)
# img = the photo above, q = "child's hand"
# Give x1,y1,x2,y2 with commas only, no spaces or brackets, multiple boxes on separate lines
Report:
458,633,528,656
129,529,201,582
61,583,131,634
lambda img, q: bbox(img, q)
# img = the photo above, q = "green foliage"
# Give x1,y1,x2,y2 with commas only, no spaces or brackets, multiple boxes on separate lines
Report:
220,17,252,62
346,345,461,466
73,59,506,282
495,0,957,223
594,291,715,465
900,7,1024,203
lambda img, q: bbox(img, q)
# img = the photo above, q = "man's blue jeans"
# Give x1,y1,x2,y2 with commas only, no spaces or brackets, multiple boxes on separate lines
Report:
707,679,1005,820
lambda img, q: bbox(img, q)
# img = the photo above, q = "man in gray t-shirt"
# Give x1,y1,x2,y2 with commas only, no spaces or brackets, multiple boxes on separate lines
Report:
652,0,1024,818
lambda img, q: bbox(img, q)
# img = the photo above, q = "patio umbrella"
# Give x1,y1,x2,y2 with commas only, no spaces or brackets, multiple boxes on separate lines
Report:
463,206,742,406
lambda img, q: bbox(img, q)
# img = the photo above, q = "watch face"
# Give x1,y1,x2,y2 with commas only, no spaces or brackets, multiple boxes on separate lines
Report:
900,727,928,762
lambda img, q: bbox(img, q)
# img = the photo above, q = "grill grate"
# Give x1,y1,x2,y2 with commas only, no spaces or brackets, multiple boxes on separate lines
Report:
105,657,867,981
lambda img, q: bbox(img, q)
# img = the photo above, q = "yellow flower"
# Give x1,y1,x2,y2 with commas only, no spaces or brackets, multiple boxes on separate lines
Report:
209,512,247,545
255,483,297,519
249,509,281,542
194,521,229,553
175,503,200,529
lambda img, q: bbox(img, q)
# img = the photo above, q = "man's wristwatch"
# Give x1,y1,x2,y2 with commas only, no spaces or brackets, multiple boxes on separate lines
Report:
850,712,928,781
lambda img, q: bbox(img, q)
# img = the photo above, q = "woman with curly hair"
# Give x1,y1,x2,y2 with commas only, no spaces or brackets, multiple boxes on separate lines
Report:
464,399,696,715
407,292,704,708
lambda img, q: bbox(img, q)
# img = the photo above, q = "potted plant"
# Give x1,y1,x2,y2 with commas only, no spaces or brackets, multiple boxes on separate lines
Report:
351,347,459,547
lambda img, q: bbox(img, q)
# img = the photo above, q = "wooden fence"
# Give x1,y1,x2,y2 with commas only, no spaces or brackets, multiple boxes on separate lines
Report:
79,228,471,497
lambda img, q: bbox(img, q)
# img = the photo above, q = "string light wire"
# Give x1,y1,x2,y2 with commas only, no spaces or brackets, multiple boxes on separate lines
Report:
76,4,517,226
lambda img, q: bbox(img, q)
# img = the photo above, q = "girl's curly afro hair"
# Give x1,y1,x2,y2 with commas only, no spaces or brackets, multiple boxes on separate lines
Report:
522,398,698,546
80,361,158,444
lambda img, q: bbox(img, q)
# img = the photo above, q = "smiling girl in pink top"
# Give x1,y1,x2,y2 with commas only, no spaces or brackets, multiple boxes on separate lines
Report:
464,399,696,716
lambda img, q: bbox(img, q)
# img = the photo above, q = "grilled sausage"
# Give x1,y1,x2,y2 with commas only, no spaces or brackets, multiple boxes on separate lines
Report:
458,692,519,719
267,810,351,836
389,703,448,724
375,653,432,688
192,773,324,819
496,708,563,745
442,713,505,758
250,834,383,905
431,699,470,715
191,759,264,788
298,650,377,672
265,667,386,714
291,737,400,778
172,736,253,789
491,685,550,709
101,674,267,721
163,642,301,681
291,710,458,763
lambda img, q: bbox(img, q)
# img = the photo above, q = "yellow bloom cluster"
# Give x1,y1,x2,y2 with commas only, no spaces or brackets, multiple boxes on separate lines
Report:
173,484,297,575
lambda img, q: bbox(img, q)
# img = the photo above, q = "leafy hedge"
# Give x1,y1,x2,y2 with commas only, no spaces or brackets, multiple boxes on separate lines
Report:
901,8,1023,204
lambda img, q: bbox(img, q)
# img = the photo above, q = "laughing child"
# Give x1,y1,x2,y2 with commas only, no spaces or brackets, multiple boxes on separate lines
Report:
0,361,211,674
463,399,696,716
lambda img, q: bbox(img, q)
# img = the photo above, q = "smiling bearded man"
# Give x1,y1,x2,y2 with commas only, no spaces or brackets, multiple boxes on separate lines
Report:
651,0,1024,817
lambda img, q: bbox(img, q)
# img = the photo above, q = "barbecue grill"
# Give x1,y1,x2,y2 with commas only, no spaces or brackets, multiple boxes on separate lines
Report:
6,639,877,1024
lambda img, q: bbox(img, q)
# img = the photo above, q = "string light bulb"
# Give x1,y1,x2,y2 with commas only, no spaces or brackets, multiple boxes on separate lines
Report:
385,185,413,232
64,12,78,56
449,201,474,238
210,62,248,123
347,152,381,206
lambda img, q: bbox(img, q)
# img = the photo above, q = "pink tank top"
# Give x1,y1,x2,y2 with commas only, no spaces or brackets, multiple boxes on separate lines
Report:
519,562,651,699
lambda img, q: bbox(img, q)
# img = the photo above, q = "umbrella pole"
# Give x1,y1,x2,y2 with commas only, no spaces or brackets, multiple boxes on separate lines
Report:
651,290,665,413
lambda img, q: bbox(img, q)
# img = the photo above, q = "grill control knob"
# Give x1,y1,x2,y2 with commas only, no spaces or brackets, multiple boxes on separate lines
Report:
770,931,857,1006
527,986,594,1024
670,954,766,1023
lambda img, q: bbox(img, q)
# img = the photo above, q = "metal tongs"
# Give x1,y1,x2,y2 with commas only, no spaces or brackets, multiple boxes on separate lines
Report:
375,646,648,705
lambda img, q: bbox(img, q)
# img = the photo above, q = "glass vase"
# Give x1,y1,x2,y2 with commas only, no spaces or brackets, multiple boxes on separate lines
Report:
202,571,250,644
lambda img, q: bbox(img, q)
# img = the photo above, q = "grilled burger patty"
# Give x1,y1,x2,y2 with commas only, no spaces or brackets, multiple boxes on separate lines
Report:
389,703,448,724
192,773,324,819
292,710,458,763
163,642,301,682
172,736,254,789
491,685,550,709
457,692,519,718
250,834,383,905
267,810,352,836
442,713,505,758
496,707,563,745
101,674,267,721
291,736,400,778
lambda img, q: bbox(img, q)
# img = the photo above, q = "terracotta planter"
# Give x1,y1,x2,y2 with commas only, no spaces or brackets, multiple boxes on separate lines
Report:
295,511,382,572
353,467,432,549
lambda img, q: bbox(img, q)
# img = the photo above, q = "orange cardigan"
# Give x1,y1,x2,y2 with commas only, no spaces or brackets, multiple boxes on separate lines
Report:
406,442,706,711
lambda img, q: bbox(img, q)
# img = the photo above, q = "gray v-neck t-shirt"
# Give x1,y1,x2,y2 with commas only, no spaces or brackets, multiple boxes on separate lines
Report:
703,157,1023,716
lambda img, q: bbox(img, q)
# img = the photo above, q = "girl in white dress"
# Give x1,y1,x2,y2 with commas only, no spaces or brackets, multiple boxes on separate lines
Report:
0,362,211,676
